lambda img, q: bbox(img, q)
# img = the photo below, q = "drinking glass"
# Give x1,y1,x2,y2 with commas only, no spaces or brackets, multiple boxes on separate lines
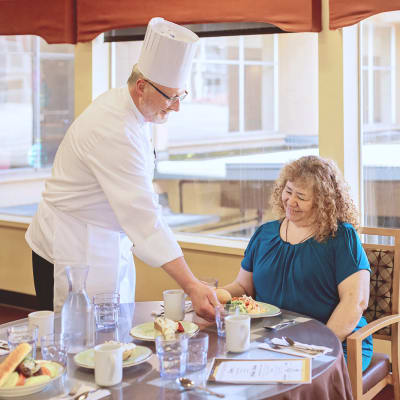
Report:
215,304,239,337
155,334,188,379
187,332,209,371
41,333,70,367
93,292,120,330
198,277,218,288
7,324,38,359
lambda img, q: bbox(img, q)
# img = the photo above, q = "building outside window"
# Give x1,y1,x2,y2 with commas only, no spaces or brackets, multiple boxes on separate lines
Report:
113,33,319,239
360,14,400,229
0,36,74,171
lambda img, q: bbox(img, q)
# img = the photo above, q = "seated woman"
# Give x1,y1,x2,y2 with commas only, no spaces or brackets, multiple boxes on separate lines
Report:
223,155,372,371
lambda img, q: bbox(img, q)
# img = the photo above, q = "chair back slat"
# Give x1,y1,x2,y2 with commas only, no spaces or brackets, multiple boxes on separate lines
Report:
360,227,400,340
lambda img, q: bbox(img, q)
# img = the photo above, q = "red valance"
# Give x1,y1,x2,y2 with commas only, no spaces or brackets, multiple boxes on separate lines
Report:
0,0,76,44
0,0,321,44
330,0,400,29
77,0,321,42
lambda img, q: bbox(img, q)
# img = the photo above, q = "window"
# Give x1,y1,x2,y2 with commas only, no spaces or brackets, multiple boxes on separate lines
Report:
0,36,74,171
360,14,400,229
113,33,318,239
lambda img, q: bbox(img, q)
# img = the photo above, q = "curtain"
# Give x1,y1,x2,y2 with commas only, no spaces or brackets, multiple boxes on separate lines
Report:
330,0,400,29
0,0,76,44
0,0,321,44
77,0,321,42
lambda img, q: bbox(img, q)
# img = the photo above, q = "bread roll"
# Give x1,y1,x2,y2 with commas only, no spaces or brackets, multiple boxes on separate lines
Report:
215,288,232,304
0,343,32,387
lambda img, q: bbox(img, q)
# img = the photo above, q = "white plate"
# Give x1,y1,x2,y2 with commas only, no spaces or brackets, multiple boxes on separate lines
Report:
249,302,281,318
0,361,64,398
229,301,281,318
73,345,152,369
130,321,199,341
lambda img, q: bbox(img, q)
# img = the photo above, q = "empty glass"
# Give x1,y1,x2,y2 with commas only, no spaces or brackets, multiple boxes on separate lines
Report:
155,334,188,379
7,324,38,359
93,292,120,330
187,332,209,371
41,333,70,367
198,277,218,288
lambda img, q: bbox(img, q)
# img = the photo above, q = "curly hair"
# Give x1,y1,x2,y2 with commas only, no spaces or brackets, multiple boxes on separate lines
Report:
270,155,359,242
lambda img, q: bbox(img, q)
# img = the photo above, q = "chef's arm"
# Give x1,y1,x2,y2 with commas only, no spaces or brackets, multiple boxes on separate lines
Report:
162,256,218,322
221,267,254,298
326,270,370,342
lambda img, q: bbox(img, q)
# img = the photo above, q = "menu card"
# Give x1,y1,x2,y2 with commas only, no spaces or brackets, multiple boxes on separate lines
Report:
208,358,311,384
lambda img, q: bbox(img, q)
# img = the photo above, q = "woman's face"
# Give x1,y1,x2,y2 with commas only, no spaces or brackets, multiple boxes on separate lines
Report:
282,180,315,226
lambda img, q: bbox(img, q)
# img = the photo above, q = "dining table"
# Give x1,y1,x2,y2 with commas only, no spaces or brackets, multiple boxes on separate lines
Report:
0,301,354,400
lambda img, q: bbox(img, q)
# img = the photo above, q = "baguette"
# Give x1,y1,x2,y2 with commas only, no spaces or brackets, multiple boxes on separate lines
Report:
0,343,32,387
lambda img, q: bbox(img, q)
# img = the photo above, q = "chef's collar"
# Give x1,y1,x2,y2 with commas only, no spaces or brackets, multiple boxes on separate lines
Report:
126,85,147,127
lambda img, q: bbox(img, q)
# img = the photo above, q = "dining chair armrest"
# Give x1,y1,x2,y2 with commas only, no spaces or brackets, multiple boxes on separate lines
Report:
347,314,400,343
346,314,400,398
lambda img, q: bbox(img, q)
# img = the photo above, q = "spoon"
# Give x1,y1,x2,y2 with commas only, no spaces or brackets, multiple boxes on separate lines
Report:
283,336,322,355
178,377,225,398
73,388,101,400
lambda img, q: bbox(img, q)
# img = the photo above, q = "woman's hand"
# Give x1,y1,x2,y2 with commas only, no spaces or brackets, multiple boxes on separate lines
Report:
222,268,255,298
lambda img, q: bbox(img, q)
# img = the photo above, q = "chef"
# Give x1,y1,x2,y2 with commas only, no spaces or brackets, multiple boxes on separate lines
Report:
25,17,217,320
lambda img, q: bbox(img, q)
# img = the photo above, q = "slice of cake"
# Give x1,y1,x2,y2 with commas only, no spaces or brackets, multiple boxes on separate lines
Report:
154,317,182,340
105,341,136,361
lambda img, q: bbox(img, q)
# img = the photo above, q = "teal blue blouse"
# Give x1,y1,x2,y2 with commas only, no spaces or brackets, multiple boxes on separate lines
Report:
241,220,373,371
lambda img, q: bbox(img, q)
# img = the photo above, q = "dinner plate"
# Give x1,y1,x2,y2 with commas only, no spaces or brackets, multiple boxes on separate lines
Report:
73,345,152,369
130,321,199,341
0,361,64,398
247,302,281,318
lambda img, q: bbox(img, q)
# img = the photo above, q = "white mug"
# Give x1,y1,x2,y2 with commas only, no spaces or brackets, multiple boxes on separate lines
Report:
225,314,251,352
28,311,54,347
94,342,123,386
163,289,185,321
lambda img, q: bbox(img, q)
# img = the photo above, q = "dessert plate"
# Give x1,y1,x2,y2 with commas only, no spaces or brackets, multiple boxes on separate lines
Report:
130,321,199,341
74,345,152,369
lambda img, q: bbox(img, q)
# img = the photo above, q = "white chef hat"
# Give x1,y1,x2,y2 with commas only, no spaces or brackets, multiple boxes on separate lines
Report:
138,17,199,88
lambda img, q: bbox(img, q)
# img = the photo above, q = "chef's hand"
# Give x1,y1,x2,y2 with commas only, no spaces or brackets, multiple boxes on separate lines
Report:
187,282,219,322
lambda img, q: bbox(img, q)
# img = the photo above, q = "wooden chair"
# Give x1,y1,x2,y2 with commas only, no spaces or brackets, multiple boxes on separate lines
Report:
347,227,400,400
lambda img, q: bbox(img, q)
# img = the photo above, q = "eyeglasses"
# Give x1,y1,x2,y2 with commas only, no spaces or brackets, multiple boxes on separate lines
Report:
144,80,188,104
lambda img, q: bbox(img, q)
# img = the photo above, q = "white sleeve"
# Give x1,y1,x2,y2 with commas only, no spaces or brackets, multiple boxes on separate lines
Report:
84,122,183,267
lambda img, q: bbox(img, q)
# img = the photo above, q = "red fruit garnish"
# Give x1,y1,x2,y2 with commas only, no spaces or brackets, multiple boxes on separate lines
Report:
177,322,185,333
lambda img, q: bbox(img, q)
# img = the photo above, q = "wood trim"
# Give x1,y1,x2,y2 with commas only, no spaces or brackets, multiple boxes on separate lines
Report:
0,289,39,310
178,240,245,256
363,376,393,400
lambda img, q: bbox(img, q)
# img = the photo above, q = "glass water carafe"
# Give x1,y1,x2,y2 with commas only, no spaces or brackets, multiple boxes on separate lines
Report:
61,265,94,353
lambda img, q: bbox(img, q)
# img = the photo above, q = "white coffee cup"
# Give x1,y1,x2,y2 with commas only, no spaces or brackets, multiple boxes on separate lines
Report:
28,311,54,347
94,342,123,386
225,314,251,352
163,289,185,321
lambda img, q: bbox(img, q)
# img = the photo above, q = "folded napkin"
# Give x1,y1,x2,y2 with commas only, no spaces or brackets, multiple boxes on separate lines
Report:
259,338,332,358
0,340,9,356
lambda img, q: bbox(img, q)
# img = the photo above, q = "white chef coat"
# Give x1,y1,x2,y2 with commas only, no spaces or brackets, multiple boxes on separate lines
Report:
26,86,183,311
